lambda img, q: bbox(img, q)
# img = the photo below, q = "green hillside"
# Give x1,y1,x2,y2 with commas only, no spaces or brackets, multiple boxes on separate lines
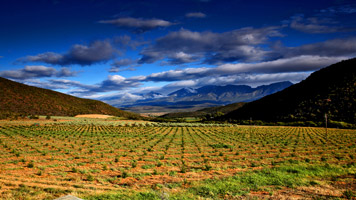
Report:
223,58,356,124
161,102,245,119
0,77,141,119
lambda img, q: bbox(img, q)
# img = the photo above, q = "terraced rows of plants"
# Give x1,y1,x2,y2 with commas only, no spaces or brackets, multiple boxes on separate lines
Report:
0,124,355,199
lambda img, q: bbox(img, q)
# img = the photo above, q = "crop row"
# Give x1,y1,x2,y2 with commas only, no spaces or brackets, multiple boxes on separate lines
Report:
0,125,355,196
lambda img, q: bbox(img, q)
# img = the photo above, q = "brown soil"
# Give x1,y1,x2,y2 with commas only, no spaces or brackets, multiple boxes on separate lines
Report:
74,114,115,119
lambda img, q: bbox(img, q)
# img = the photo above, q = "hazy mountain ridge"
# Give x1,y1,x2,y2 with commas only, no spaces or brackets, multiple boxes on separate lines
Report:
119,81,293,112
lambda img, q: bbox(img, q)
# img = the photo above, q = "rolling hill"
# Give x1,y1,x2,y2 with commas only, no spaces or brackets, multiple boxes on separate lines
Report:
0,77,141,119
161,102,246,119
223,58,356,124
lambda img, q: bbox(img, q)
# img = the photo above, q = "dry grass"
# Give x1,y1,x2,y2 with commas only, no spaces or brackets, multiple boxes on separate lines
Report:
74,114,114,119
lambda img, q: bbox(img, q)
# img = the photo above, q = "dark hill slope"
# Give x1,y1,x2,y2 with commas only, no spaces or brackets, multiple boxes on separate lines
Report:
223,58,356,123
0,77,140,118
162,102,246,119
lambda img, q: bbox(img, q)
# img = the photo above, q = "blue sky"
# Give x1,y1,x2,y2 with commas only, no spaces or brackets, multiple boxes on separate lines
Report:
1,0,356,105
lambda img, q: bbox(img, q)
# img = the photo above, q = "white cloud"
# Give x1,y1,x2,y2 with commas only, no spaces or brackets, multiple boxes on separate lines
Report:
0,66,77,79
19,40,116,66
139,27,282,64
216,55,347,74
185,12,206,18
99,17,174,33
140,55,347,82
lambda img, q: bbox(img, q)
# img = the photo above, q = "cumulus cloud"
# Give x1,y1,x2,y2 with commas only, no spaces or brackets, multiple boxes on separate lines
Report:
20,79,87,90
137,56,345,82
100,75,141,90
279,37,356,58
140,67,210,82
204,45,275,65
320,4,356,14
89,85,164,105
99,17,174,33
69,75,142,95
109,59,138,72
93,92,146,106
162,52,200,65
21,79,71,90
0,66,78,80
215,55,347,74
49,79,92,89
113,35,148,50
185,12,206,18
289,14,352,34
23,52,63,65
138,27,282,65
19,40,116,66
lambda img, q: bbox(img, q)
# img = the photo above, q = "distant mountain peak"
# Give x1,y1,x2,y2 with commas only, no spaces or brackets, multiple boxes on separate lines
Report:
142,91,164,99
183,87,198,93
168,87,197,97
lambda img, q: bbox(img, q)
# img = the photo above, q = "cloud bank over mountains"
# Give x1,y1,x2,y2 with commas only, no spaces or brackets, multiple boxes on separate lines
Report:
1,0,356,104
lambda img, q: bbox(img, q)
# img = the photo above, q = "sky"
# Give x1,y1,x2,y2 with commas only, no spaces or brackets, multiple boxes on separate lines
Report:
1,0,356,105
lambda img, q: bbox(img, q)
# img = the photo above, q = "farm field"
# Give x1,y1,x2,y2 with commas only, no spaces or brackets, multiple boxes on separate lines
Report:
0,122,355,199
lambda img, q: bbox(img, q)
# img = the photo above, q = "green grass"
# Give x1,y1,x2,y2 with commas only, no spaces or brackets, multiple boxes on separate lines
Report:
84,163,355,200
188,163,349,198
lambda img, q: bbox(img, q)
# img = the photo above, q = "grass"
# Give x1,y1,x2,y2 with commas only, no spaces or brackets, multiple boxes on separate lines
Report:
1,184,73,200
189,163,350,198
84,163,355,200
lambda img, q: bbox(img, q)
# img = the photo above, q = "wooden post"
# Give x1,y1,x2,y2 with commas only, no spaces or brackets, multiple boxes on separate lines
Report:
325,113,328,140
249,117,252,138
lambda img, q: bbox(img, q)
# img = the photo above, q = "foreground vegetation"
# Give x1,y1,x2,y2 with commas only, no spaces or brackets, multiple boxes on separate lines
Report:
86,163,356,200
0,120,355,199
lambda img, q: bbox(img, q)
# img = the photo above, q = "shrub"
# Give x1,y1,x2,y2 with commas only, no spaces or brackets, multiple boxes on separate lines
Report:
209,144,232,149
86,174,95,181
121,171,129,178
343,190,355,199
29,115,39,119
131,161,137,168
204,164,212,171
156,161,163,167
27,162,34,168
72,167,78,173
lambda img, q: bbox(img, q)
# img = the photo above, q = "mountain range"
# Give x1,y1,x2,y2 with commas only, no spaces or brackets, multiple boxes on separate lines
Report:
119,81,293,113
